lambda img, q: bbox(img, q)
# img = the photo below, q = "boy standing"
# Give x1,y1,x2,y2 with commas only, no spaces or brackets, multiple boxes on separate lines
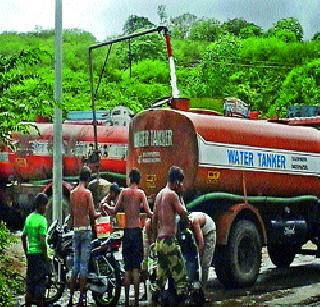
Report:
21,193,49,307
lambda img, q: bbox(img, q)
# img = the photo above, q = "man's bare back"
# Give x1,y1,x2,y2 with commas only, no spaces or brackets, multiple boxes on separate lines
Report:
118,187,150,228
154,186,187,238
70,185,94,228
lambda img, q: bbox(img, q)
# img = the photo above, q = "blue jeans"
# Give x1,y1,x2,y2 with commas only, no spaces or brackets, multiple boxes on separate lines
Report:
72,230,92,278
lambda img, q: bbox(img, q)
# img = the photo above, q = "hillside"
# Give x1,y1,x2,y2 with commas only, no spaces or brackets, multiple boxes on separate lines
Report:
1,15,320,140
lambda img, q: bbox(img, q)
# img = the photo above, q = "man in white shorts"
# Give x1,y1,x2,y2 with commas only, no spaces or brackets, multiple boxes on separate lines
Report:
189,212,216,295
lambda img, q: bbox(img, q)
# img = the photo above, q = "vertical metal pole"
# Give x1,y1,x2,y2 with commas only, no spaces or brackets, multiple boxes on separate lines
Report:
129,39,132,78
165,32,180,98
89,49,98,153
53,0,63,224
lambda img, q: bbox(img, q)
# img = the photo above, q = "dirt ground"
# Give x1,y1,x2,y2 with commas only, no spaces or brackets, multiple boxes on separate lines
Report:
10,236,320,306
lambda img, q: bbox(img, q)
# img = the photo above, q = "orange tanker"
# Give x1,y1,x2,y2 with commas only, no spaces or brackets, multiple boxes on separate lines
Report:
128,102,320,198
128,98,320,289
11,122,128,181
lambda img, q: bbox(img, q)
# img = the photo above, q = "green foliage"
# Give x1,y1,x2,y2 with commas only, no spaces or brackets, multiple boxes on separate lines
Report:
268,17,304,42
197,33,242,97
1,14,320,132
189,19,222,42
157,5,168,26
190,98,224,112
239,24,263,39
273,59,320,116
222,18,250,36
0,49,55,142
0,222,14,250
172,39,209,66
0,222,24,305
312,32,320,41
122,15,155,34
170,13,198,39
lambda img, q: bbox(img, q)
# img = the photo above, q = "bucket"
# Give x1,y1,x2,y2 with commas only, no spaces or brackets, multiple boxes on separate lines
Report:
96,216,112,239
116,213,148,229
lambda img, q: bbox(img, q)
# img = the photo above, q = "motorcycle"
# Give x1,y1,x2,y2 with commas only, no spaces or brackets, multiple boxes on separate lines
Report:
45,216,122,306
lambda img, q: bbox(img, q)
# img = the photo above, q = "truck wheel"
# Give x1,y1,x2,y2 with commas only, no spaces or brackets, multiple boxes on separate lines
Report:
268,244,296,268
215,245,232,287
216,220,262,288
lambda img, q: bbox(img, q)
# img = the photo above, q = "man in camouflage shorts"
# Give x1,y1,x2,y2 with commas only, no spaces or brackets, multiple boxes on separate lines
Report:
156,237,187,296
152,166,189,305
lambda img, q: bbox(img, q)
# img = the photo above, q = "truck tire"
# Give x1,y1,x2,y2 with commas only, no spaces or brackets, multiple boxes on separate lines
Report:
215,245,232,287
268,244,296,268
215,220,262,288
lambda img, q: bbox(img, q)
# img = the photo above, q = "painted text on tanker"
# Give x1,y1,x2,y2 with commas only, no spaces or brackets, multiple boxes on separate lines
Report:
227,150,286,169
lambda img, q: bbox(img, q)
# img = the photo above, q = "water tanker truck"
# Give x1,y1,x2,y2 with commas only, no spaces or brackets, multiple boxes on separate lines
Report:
0,107,129,228
128,97,320,288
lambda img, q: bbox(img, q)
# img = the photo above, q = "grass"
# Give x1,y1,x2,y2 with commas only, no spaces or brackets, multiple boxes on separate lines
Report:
190,97,224,113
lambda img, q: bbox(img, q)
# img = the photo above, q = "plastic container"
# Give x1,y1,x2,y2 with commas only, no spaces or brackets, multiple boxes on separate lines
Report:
116,212,148,229
95,216,113,239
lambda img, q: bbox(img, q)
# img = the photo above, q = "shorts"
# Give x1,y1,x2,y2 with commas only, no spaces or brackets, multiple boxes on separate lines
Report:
155,237,188,296
202,230,216,269
122,227,143,271
26,253,48,299
72,230,92,278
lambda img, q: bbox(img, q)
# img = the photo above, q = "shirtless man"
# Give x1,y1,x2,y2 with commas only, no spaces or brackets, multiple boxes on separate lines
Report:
69,166,100,306
152,166,189,306
106,169,152,307
189,212,216,296
99,182,121,216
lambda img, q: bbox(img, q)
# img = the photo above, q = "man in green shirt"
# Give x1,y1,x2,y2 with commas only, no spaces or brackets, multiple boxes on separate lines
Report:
21,193,49,307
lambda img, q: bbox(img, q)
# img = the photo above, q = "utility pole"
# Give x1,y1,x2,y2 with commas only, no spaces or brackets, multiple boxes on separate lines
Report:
53,0,63,224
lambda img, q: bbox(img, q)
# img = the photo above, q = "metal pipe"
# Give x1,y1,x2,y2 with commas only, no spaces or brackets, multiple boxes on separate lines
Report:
88,49,98,153
89,26,168,51
129,39,132,78
53,0,63,224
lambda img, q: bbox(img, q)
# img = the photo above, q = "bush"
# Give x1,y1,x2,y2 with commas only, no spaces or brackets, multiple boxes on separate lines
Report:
0,222,24,305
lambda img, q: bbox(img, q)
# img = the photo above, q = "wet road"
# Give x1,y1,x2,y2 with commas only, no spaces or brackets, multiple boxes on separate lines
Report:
12,239,320,306
206,246,320,306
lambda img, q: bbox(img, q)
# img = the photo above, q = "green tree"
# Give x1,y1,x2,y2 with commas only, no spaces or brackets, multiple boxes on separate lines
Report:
239,24,263,39
157,5,168,26
312,32,320,41
189,18,222,42
122,15,155,34
268,17,304,42
195,33,242,98
170,13,198,39
0,49,55,142
272,59,320,116
222,18,249,36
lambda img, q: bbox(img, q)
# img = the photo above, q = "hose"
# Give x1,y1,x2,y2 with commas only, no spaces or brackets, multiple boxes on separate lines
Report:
186,193,318,210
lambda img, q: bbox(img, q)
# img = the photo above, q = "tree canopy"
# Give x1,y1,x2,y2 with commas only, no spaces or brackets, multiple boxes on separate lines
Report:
1,14,320,142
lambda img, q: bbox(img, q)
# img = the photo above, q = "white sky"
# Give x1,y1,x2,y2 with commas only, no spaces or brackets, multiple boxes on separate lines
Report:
0,0,319,40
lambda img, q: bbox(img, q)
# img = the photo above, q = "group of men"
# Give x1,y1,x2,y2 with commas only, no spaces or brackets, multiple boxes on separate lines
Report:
21,165,216,307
